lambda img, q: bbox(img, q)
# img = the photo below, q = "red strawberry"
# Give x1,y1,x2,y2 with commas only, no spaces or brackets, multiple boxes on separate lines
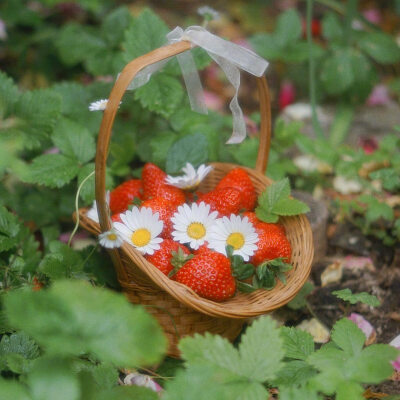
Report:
142,163,185,207
155,185,185,208
251,224,291,266
142,163,167,199
216,168,256,211
141,197,176,238
110,179,142,214
111,213,122,223
197,187,242,217
174,250,236,302
193,242,210,255
145,239,191,276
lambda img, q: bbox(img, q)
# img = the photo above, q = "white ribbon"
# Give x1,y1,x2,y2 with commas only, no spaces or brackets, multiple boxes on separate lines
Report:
126,26,269,144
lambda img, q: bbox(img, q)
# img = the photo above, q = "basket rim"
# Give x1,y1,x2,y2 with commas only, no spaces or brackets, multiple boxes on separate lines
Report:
77,162,314,319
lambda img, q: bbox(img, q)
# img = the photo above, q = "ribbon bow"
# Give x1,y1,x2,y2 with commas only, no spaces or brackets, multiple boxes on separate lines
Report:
126,26,269,144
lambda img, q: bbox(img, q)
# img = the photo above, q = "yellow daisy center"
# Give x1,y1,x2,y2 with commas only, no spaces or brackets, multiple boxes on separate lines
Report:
226,232,245,250
107,233,118,241
131,228,151,247
187,222,206,239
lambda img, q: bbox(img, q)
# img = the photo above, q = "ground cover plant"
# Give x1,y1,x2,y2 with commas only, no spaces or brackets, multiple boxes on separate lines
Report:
1,1,400,398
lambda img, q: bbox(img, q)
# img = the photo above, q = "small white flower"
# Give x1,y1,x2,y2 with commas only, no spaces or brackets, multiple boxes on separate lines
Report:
114,207,163,255
333,176,362,195
87,191,110,223
208,215,258,261
166,163,213,190
171,202,218,250
197,6,220,21
89,99,109,111
98,229,123,249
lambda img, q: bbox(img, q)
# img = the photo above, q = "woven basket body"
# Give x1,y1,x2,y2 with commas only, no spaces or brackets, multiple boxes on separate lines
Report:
77,41,314,357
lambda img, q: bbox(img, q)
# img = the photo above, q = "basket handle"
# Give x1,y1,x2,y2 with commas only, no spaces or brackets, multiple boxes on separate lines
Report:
95,40,271,232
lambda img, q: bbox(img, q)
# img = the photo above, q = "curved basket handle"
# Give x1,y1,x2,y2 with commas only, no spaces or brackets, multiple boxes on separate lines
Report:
95,40,271,234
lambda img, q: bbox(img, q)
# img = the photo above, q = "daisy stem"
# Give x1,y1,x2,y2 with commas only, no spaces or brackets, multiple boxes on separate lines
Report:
68,170,95,247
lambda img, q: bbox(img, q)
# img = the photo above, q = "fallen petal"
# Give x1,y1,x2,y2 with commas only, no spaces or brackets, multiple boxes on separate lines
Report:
124,372,163,393
321,261,343,287
297,318,330,343
348,313,376,345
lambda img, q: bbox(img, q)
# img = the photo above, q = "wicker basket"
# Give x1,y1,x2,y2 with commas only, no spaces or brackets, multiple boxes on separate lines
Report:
77,41,314,357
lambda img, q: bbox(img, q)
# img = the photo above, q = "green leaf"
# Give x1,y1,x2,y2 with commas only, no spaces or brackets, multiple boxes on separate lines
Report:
229,138,258,169
369,168,400,191
347,344,399,383
331,318,365,356
320,49,355,95
238,316,284,382
273,360,317,387
97,385,159,400
52,118,95,164
359,32,400,64
150,133,178,167
0,332,39,367
22,154,79,188
322,13,343,42
4,280,167,367
332,288,380,307
271,198,310,216
279,385,320,400
254,207,278,223
287,281,315,310
0,379,30,400
134,74,184,118
101,6,133,46
0,206,20,251
0,71,19,119
260,179,291,211
280,327,314,360
27,356,80,400
335,382,364,400
274,9,302,48
123,8,169,61
166,133,208,174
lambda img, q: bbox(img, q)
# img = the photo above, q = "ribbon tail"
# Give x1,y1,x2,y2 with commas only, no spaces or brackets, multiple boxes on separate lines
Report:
176,52,208,115
210,53,246,144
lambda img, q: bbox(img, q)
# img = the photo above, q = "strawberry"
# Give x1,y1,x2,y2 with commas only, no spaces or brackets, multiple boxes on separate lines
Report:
142,163,185,207
197,187,242,217
216,168,256,211
141,197,176,238
145,239,191,276
111,213,122,223
142,163,167,199
193,242,210,255
109,179,142,214
251,224,291,266
173,250,236,301
242,212,286,235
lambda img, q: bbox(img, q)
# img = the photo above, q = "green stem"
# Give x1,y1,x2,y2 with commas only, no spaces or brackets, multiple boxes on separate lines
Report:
306,0,325,140
68,170,95,247
329,102,354,146
343,0,358,45
314,0,345,14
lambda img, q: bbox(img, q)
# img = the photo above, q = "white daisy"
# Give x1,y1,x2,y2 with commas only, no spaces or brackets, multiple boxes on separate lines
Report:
113,207,163,255
87,191,110,223
98,229,123,249
171,202,218,250
166,163,213,190
89,99,109,111
208,215,258,261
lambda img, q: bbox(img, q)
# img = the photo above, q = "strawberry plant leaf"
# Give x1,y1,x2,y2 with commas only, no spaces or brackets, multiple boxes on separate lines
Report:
134,74,184,118
166,133,208,174
52,118,95,164
279,385,320,400
359,32,400,64
236,281,256,293
331,318,365,356
259,178,291,211
0,206,20,252
280,327,314,360
271,198,310,216
123,8,169,61
0,379,30,400
255,206,278,223
287,281,315,310
332,288,380,307
273,360,317,387
4,280,167,367
0,71,19,118
22,154,79,188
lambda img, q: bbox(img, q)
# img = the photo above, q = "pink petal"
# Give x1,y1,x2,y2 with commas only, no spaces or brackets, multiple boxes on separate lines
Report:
348,313,375,342
124,372,163,393
366,84,391,106
279,81,296,110
362,9,382,25
203,90,224,111
389,335,400,371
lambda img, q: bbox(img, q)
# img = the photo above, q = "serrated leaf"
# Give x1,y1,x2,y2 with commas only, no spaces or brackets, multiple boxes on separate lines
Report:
27,356,80,400
238,316,284,382
0,71,19,118
0,206,20,251
259,179,291,211
149,132,178,166
347,344,399,383
307,344,348,371
331,318,365,356
0,379,30,400
273,360,317,387
4,280,167,367
287,281,315,310
165,133,208,174
280,327,315,360
123,8,169,61
359,32,400,64
0,332,39,362
52,118,95,164
335,382,364,400
279,384,320,400
22,154,79,188
271,198,310,216
101,6,133,46
254,206,279,223
332,288,380,307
